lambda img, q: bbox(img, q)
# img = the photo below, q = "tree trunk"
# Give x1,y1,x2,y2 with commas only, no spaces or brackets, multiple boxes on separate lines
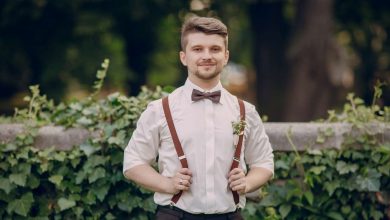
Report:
248,1,289,121
284,0,349,121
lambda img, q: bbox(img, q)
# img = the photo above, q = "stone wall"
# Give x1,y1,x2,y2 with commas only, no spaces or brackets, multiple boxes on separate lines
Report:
1,123,389,151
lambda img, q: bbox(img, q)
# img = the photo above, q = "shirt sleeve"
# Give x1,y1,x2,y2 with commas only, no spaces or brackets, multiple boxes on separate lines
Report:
244,103,274,175
123,100,162,174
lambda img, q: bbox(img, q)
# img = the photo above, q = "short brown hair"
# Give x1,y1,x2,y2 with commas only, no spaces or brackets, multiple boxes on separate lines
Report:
181,16,228,51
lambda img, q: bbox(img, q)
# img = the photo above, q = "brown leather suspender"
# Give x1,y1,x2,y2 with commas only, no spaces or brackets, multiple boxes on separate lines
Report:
231,99,245,206
162,96,245,206
162,97,188,205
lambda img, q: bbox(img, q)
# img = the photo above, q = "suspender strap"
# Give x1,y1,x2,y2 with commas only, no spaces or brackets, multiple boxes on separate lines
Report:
162,97,188,168
162,96,245,206
162,96,188,205
230,99,245,206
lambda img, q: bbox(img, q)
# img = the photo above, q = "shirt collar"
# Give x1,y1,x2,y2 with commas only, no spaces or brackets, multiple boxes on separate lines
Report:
184,78,225,105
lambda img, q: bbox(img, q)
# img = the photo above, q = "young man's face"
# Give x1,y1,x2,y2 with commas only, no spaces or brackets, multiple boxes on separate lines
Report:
180,32,229,82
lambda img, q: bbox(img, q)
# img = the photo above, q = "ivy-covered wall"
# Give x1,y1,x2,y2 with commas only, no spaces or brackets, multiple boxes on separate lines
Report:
0,61,389,219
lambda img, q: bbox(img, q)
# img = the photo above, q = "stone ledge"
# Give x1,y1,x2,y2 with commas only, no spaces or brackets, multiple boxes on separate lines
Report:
0,123,389,151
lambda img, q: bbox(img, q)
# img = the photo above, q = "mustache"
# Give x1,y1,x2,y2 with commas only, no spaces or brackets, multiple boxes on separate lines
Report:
197,61,216,65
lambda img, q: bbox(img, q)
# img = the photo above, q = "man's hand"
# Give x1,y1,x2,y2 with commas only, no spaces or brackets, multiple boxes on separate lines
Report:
228,168,247,195
228,167,273,195
169,168,193,195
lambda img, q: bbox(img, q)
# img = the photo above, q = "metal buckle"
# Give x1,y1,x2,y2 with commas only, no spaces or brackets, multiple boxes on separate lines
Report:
178,155,186,160
233,157,240,162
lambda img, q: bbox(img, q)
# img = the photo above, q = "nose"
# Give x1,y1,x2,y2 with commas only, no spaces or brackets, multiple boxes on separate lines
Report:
201,49,212,60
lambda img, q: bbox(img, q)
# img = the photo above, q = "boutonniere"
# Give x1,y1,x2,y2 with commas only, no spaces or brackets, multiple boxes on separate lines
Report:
231,118,246,147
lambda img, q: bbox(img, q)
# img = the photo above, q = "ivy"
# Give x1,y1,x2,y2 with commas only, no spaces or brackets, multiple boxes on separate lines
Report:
242,83,390,220
0,59,389,219
0,59,165,219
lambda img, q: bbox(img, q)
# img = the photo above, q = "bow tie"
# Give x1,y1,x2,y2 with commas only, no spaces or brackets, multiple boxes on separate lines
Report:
191,89,221,103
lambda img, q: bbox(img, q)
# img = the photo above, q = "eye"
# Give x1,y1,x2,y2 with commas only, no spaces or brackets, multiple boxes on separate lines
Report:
192,47,202,52
211,47,222,52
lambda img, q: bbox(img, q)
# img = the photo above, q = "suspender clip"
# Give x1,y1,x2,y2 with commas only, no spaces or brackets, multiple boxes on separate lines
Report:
233,157,240,162
178,155,186,160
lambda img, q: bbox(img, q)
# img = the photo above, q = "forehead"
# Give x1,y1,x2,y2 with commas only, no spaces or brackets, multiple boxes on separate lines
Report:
185,32,226,49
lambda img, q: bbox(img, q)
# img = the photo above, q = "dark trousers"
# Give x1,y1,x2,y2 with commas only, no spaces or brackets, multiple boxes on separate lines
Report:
155,205,244,220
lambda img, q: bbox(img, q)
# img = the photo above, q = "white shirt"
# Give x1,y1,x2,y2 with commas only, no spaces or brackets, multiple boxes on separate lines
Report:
123,79,274,214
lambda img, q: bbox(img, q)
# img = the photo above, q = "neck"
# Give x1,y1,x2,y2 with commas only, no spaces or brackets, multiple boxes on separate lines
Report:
188,75,220,91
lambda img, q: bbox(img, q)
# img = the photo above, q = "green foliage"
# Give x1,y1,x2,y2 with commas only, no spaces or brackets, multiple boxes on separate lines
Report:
0,60,164,219
242,83,390,220
0,60,389,219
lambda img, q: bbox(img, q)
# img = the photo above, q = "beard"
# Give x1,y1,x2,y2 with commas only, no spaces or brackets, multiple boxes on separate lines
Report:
193,60,223,80
193,69,220,80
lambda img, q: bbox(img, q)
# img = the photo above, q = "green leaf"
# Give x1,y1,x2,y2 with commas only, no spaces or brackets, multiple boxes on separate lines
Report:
307,149,322,156
27,174,40,189
324,181,340,196
117,196,142,212
341,205,351,215
142,197,157,212
2,143,17,152
54,152,66,161
9,173,27,186
77,116,93,126
275,160,290,170
70,102,83,111
378,163,390,175
7,192,34,216
309,166,326,175
356,170,381,192
76,170,87,184
80,143,99,157
88,167,106,183
40,161,49,172
86,155,107,168
93,185,110,201
18,163,31,174
370,208,384,220
83,191,97,205
58,197,76,211
49,175,63,186
71,158,81,168
316,135,325,144
0,178,13,194
7,157,17,166
324,127,334,136
29,217,49,220
243,202,257,215
111,150,123,165
351,151,364,160
0,161,9,171
279,204,291,219
327,211,344,220
105,213,116,220
259,193,283,206
336,161,359,175
97,69,106,79
108,136,124,146
304,190,314,205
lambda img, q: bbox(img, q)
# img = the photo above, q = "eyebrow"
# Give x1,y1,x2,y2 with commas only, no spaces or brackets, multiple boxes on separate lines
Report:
190,44,223,48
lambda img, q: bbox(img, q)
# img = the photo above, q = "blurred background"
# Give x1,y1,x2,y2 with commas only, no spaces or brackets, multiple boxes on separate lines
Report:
0,0,389,121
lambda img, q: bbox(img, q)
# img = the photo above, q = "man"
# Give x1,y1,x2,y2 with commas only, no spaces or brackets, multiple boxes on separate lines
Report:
123,16,274,220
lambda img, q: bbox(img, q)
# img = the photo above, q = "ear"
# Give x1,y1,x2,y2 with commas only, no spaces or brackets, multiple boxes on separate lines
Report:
224,50,230,65
179,51,187,66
